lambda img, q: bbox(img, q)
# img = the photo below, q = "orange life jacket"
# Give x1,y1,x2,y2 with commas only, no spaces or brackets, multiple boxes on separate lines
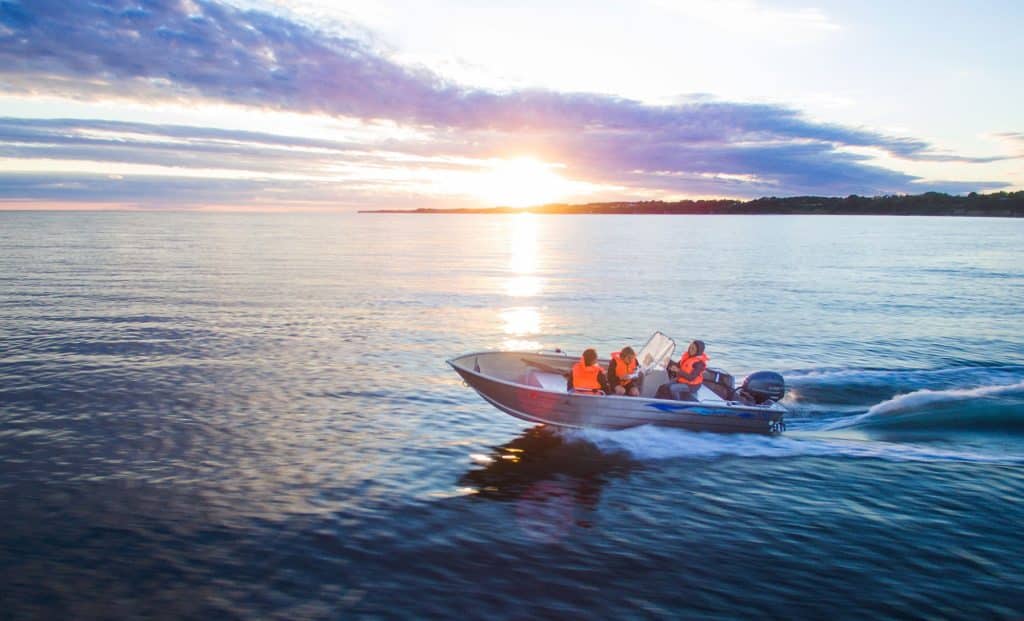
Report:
676,352,709,385
572,357,604,392
608,351,638,386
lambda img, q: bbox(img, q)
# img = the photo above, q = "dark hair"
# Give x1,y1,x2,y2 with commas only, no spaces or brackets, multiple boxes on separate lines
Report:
690,340,705,355
582,348,598,365
620,346,636,359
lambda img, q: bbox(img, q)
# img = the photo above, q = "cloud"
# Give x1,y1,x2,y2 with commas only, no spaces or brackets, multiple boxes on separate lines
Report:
993,132,1024,156
651,0,840,40
0,0,1012,204
0,116,378,173
0,171,272,206
0,117,523,208
0,170,484,210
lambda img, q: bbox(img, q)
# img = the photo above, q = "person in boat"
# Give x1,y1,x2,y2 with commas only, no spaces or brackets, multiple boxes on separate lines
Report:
607,346,641,396
660,339,709,401
568,348,610,394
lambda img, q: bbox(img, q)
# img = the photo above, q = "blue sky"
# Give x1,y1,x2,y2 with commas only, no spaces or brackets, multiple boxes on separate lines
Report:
0,0,1021,210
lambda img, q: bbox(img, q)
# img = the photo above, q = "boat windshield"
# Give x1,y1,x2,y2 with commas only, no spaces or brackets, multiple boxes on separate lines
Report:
637,332,676,372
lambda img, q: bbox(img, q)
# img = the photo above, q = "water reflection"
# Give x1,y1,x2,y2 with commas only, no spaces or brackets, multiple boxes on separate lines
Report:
502,214,545,349
505,275,541,298
505,214,541,297
458,426,635,540
508,212,538,275
499,307,539,335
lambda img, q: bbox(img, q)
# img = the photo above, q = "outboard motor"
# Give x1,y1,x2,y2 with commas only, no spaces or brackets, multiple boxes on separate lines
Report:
739,371,785,405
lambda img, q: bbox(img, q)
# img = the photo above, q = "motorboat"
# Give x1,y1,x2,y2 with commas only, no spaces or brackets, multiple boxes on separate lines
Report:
448,333,787,434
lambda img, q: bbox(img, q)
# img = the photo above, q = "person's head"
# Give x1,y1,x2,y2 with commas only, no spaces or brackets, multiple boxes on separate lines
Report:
582,348,598,366
620,346,636,363
688,340,705,356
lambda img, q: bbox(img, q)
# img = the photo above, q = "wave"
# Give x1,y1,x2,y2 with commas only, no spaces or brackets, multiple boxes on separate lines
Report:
564,426,1024,464
783,365,1024,409
780,365,1024,433
828,381,1024,431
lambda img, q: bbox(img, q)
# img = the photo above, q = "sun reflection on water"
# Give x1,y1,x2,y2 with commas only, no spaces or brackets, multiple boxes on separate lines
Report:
503,338,544,351
505,276,541,298
509,212,538,274
505,212,542,298
500,213,546,350
501,306,541,349
501,307,540,336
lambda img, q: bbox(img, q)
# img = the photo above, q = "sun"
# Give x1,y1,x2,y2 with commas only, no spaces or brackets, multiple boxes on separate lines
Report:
473,157,580,208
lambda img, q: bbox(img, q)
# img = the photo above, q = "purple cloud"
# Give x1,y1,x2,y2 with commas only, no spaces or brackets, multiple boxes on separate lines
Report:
0,117,379,172
0,0,1013,201
0,170,470,210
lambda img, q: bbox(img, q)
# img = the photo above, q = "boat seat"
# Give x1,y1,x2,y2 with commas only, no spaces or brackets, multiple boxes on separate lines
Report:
697,384,726,403
525,370,568,391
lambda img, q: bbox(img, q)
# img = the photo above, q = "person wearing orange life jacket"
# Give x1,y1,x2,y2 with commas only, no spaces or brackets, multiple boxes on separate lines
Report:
663,340,709,401
567,348,609,394
607,346,641,396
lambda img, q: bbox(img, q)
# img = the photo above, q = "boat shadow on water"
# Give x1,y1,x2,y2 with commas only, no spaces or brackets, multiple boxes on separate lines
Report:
457,426,637,535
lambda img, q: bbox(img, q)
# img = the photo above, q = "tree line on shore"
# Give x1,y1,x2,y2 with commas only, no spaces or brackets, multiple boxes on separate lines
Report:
363,190,1024,216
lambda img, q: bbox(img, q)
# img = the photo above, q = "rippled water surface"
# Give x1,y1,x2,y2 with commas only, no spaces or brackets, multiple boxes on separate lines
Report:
2,213,1023,619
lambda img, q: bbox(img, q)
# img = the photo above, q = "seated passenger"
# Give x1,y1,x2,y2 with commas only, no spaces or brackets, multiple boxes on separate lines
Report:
568,348,609,394
659,340,709,401
607,346,641,396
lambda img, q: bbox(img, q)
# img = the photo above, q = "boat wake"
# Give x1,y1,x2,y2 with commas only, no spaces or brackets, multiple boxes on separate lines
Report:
566,425,1024,464
563,366,1024,463
783,365,1024,433
826,380,1024,431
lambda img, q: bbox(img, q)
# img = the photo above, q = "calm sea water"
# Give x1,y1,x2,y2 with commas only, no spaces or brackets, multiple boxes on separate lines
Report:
2,212,1023,619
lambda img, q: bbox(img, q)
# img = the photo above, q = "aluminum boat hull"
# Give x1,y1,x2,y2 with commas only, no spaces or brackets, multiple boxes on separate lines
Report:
448,351,785,434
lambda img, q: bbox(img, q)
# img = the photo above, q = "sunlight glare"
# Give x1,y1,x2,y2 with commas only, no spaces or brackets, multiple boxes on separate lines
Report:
503,339,544,351
505,276,542,297
474,158,578,208
509,212,538,273
501,306,542,350
501,307,540,336
505,212,542,297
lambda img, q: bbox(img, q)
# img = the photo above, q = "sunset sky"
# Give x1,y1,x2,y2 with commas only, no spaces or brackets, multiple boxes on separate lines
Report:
1,0,1022,210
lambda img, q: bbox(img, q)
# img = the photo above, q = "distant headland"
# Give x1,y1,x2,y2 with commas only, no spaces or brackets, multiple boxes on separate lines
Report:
361,191,1024,217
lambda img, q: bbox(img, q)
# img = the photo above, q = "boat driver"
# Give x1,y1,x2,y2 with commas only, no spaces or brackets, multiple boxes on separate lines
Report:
568,348,609,394
663,340,709,401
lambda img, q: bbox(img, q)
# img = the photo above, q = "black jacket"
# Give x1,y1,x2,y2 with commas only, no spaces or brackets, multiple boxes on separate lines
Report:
607,357,639,389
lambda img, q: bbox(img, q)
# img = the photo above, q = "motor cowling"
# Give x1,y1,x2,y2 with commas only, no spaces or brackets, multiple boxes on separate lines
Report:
740,371,785,404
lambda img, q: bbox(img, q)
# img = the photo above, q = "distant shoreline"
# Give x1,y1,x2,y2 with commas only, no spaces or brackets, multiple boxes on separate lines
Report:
360,190,1024,217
